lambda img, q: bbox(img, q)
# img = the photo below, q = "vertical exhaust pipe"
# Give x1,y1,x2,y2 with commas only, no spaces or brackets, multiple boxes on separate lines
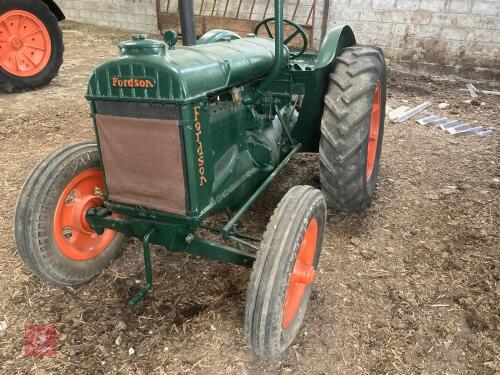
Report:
178,0,196,45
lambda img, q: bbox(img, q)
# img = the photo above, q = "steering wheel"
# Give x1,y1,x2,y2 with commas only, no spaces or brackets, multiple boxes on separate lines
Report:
254,17,308,60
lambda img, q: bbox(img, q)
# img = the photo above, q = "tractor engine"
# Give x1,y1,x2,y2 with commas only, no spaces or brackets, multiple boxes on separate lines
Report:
87,34,289,218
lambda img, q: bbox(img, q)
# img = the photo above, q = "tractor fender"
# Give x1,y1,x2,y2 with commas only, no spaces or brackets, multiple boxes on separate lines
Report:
291,26,356,152
198,29,241,44
315,25,356,69
40,0,65,21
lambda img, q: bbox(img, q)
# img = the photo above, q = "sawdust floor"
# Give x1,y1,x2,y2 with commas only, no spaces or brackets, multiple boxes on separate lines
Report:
0,21,499,375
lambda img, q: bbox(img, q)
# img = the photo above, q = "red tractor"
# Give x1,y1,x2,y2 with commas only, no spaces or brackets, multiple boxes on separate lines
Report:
0,0,64,91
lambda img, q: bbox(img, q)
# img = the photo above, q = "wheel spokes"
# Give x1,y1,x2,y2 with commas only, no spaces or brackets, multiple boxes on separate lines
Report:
264,22,273,38
284,29,300,46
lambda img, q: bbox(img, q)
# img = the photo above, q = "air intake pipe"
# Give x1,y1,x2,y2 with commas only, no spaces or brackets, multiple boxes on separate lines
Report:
258,0,284,92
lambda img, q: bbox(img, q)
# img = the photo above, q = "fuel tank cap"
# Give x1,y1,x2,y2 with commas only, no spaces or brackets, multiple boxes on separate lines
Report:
119,34,166,56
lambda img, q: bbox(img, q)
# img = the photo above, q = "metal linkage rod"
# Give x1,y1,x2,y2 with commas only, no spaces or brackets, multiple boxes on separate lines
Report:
222,143,301,234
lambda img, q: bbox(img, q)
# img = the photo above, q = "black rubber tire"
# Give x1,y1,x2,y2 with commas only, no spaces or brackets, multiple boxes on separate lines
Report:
245,185,327,358
319,45,386,212
14,142,124,286
0,0,64,91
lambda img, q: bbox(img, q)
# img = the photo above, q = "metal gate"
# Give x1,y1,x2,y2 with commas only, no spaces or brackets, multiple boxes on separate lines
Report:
157,0,317,48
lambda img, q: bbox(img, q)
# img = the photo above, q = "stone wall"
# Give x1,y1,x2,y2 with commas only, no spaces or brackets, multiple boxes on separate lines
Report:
313,0,500,82
55,0,500,81
56,0,158,33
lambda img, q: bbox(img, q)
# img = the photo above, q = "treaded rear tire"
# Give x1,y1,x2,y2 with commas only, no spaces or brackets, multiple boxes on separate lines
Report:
245,185,327,358
14,142,124,286
320,45,386,212
0,0,64,91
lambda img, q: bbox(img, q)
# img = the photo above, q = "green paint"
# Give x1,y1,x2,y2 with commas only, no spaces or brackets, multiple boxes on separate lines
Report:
129,227,156,305
84,0,356,285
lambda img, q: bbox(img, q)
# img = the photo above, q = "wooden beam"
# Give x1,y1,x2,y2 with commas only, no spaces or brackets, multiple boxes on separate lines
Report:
320,0,329,41
235,0,244,19
292,0,300,22
155,0,162,31
249,0,257,19
211,0,218,16
263,0,271,18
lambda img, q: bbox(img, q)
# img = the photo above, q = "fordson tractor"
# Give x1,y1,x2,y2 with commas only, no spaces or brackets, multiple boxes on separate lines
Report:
0,0,64,91
15,0,386,358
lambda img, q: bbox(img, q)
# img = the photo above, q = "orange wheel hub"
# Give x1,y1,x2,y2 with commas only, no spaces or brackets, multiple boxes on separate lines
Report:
0,10,51,77
282,218,318,329
366,80,381,181
53,169,117,261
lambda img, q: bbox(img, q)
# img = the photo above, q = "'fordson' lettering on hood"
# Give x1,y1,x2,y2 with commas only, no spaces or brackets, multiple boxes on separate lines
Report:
112,77,154,88
193,106,207,187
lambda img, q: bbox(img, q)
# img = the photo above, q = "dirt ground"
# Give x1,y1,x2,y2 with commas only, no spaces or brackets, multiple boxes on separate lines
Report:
0,21,499,374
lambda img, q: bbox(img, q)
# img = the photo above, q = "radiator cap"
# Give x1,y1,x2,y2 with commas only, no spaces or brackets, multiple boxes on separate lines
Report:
119,34,166,56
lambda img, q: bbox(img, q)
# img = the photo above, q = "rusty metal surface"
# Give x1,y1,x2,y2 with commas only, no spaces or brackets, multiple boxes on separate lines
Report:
96,114,188,215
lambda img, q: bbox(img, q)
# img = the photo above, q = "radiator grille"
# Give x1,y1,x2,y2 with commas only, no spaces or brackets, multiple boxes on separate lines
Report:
94,101,188,215
95,101,179,120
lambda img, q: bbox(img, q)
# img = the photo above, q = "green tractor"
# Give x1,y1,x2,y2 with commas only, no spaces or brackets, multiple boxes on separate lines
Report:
0,0,64,91
15,0,386,358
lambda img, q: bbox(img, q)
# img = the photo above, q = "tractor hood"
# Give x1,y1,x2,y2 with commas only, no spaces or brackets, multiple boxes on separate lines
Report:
86,34,285,102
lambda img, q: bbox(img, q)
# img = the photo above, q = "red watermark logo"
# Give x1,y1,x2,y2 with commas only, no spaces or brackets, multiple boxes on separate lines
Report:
24,325,57,357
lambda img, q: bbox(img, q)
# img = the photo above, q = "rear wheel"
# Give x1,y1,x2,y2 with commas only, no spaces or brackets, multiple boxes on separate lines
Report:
245,185,327,358
320,45,386,212
0,0,64,91
14,142,124,286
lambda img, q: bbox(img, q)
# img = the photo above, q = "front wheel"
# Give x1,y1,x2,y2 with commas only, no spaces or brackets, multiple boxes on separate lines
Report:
14,142,124,286
245,185,327,358
320,45,386,212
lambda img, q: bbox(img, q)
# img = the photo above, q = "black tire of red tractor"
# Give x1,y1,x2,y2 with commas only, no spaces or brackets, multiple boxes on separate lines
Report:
0,0,64,91
14,142,124,286
319,45,386,212
245,185,327,358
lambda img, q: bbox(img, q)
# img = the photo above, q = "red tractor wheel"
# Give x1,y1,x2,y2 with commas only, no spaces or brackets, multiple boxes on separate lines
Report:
0,0,64,91
245,185,327,358
319,45,386,212
14,142,124,286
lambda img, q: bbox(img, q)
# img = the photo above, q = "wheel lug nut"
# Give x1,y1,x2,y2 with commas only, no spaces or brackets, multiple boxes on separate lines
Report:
63,227,72,239
64,190,75,205
94,186,103,197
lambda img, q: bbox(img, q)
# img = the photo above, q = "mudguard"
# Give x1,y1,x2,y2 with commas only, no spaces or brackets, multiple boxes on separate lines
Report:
315,25,356,69
292,25,356,152
40,0,65,20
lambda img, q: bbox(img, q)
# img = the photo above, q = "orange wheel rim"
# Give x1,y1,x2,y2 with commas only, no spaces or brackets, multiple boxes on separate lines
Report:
366,80,381,181
0,10,52,77
282,218,318,329
53,169,117,261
